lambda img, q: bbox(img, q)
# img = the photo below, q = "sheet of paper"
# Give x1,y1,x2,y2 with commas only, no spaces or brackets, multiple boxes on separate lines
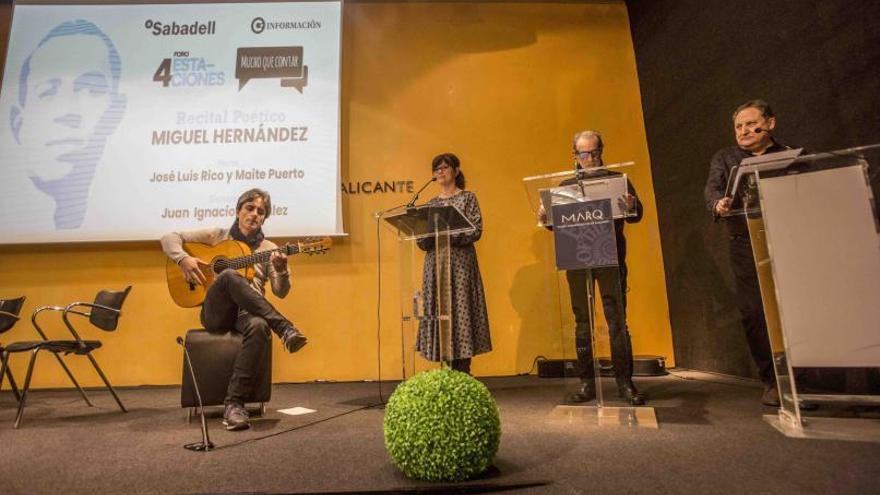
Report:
277,406,316,416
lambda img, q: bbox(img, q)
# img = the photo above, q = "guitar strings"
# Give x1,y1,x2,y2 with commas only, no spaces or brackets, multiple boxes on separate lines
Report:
208,241,327,273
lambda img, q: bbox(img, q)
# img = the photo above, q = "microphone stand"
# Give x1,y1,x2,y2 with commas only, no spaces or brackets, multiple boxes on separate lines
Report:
574,162,587,196
372,177,436,219
177,336,214,452
406,177,437,209
368,175,436,404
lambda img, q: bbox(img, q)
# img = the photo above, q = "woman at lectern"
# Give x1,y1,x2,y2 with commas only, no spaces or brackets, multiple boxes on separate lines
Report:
415,153,492,374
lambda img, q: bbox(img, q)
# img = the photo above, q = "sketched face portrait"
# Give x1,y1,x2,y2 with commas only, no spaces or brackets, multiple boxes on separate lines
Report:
9,20,126,229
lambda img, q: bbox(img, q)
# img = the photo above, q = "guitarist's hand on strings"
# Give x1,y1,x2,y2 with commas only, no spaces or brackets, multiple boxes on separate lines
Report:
179,256,208,285
270,251,288,274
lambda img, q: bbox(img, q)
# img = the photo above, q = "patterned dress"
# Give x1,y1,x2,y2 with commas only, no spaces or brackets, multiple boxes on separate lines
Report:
415,190,492,361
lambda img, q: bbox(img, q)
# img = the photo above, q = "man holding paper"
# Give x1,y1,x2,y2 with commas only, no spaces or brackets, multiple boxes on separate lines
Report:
541,130,645,405
704,99,791,406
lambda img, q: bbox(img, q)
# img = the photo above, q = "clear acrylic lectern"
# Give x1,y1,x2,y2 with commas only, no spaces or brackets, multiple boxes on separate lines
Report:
523,162,657,427
378,204,475,380
727,144,880,441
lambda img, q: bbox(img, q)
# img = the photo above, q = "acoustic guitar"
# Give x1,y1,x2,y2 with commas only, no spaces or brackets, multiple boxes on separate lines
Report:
166,237,331,308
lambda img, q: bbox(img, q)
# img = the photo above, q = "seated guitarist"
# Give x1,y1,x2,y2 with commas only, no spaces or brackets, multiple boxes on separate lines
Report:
160,188,307,431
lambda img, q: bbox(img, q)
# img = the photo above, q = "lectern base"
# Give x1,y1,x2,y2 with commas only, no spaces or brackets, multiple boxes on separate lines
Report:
547,405,658,428
763,412,880,442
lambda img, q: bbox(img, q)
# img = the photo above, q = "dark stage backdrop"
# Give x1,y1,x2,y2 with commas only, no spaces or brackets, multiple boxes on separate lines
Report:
625,0,880,378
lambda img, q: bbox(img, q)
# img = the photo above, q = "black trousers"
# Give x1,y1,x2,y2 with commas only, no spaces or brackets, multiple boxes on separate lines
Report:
728,236,775,385
566,265,634,383
200,270,292,405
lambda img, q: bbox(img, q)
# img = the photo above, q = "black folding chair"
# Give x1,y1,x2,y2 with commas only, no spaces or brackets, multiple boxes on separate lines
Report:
0,297,27,402
0,287,132,428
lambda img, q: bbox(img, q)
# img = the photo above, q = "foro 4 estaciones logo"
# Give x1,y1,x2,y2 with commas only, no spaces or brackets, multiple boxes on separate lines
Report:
144,19,216,36
250,16,322,34
153,51,225,88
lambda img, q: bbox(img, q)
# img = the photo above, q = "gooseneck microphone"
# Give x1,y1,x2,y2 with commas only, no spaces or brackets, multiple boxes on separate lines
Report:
405,177,437,208
177,336,214,452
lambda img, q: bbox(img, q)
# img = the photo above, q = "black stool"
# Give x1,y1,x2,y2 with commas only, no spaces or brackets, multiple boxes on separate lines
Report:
181,328,272,420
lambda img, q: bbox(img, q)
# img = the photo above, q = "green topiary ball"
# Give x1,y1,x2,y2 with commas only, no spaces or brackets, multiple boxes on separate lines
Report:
383,368,501,482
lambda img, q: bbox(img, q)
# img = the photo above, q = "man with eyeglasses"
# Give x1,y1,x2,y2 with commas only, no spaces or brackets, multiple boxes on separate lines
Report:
542,130,645,405
161,188,307,431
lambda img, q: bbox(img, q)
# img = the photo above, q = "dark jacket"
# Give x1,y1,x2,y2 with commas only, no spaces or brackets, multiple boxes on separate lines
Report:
704,141,790,237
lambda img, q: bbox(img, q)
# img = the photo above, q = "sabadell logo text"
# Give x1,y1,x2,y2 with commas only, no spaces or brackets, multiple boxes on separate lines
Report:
144,19,217,36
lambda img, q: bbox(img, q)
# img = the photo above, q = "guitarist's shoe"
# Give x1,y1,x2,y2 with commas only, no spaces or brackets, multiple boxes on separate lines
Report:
281,326,308,353
223,403,250,431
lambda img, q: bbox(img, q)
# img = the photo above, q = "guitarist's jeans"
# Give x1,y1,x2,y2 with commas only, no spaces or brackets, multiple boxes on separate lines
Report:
200,271,293,406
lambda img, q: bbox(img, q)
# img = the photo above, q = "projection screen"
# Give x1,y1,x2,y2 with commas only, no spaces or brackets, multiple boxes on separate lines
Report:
0,1,343,243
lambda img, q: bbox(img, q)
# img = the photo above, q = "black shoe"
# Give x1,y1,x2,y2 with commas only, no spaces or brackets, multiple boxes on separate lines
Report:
799,401,819,411
223,403,250,431
618,381,646,406
568,381,596,403
762,384,781,407
281,325,308,353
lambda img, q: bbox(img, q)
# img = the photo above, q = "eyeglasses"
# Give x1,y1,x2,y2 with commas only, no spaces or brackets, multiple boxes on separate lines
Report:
575,150,601,159
433,164,452,172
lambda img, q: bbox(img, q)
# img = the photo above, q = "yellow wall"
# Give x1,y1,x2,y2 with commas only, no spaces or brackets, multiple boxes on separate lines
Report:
0,1,673,388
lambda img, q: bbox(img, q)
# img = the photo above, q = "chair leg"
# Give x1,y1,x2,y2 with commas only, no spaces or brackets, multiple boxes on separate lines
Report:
85,353,126,413
0,352,22,402
186,407,193,423
261,402,266,416
5,367,22,402
51,353,93,407
14,349,40,429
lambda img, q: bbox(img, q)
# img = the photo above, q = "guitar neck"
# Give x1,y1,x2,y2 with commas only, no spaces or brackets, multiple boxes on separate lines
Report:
220,245,295,271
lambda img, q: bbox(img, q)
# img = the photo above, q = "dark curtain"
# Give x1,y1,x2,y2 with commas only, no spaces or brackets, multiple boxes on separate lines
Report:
626,0,880,378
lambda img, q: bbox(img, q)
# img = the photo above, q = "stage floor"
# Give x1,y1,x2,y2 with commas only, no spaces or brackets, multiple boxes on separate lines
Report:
1,372,879,494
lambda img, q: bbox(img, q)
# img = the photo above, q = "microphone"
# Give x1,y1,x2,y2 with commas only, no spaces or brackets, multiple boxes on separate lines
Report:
177,336,214,452
752,127,789,149
405,177,437,208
